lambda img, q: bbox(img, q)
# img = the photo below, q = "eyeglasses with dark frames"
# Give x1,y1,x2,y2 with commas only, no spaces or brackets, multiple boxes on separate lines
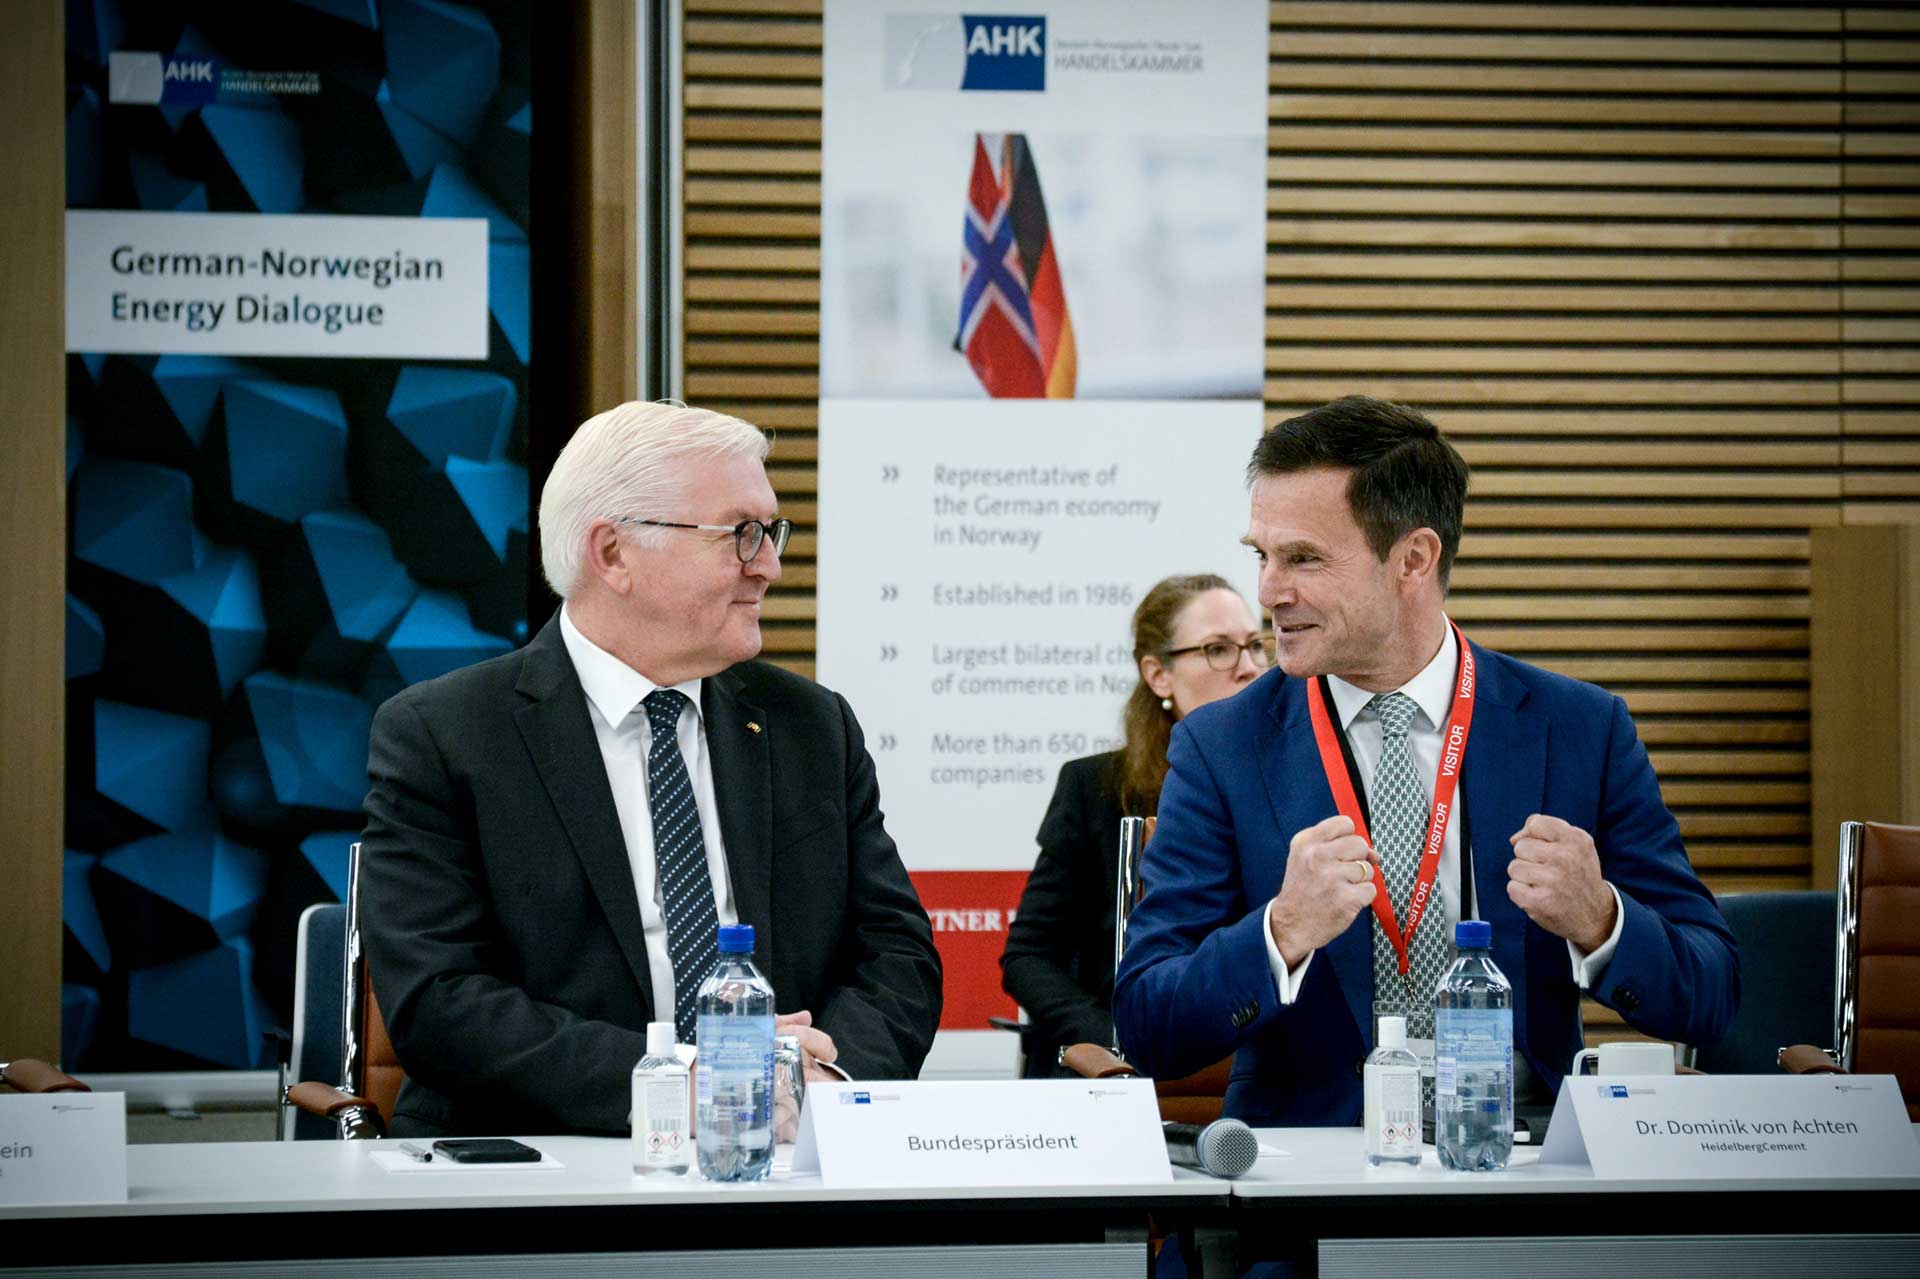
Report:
614,516,793,564
1165,633,1276,672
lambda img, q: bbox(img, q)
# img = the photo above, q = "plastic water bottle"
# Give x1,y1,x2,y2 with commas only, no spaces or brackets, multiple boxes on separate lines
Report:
1434,919,1513,1171
695,923,776,1182
1364,1014,1423,1168
631,1021,690,1176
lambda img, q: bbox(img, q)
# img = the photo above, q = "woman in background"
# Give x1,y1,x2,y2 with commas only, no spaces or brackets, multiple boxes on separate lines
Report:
1000,573,1269,1076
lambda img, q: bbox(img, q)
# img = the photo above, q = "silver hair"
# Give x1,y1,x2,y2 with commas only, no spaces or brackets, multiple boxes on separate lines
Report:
537,400,770,599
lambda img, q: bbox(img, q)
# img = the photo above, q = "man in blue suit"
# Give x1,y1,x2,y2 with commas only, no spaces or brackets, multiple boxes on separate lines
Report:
1113,396,1738,1125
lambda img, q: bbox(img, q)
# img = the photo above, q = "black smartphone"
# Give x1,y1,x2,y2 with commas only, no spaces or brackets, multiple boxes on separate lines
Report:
431,1138,542,1164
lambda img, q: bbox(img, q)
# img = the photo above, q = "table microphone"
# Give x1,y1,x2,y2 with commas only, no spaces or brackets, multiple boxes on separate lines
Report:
1163,1118,1259,1178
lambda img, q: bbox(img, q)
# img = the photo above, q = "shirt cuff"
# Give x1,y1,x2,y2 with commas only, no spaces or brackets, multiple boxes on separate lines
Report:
1569,883,1626,989
1262,898,1315,1004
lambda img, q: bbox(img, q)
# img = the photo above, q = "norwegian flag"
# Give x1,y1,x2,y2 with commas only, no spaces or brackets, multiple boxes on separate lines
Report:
956,133,1076,398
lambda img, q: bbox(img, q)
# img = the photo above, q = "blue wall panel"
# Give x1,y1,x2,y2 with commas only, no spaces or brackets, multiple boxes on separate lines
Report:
64,0,530,1070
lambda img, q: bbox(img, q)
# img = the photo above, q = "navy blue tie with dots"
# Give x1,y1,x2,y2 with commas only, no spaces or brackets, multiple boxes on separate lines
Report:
642,688,720,1043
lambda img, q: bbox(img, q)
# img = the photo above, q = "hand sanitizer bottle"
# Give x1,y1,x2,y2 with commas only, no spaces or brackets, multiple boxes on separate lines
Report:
1364,1014,1423,1167
631,1020,691,1176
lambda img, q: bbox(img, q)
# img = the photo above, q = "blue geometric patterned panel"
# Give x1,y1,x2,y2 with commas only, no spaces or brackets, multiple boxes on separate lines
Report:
242,672,378,816
387,365,517,467
385,589,513,686
93,700,211,834
202,380,351,543
62,985,104,1069
128,939,274,1068
197,105,305,213
264,509,417,678
159,544,268,699
382,0,499,145
293,0,377,29
99,821,270,943
64,0,530,1072
298,831,360,902
64,851,113,974
68,596,106,682
73,458,199,586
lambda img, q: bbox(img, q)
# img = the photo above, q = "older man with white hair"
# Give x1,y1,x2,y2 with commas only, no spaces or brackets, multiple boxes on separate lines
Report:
360,401,942,1137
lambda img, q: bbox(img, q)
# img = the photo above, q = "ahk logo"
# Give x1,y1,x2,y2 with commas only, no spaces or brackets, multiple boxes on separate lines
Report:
960,15,1046,91
107,52,220,106
161,57,220,106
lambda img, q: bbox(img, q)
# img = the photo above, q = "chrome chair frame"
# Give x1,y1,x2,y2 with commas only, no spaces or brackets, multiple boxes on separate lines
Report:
1110,816,1151,1055
338,839,375,1134
1831,820,1866,1072
280,841,387,1139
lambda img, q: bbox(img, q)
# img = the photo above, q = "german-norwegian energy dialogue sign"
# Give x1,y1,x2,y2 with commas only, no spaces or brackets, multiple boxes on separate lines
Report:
67,210,488,358
817,0,1269,1071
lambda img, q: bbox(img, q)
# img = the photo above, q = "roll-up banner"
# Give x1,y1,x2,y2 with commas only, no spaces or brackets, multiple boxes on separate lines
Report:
819,1,1269,1074
61,1,529,1076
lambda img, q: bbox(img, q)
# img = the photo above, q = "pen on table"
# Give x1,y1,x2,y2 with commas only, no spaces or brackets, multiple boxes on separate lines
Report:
397,1141,434,1163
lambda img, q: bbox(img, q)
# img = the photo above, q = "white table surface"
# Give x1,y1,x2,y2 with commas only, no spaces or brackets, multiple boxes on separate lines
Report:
12,1125,1917,1220
1235,1125,1920,1197
0,1136,1225,1219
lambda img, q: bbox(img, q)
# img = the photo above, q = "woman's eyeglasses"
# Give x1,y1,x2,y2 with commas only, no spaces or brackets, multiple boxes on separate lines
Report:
1165,634,1276,672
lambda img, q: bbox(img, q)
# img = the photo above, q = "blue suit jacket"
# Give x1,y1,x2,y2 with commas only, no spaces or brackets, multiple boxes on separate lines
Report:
1111,641,1739,1127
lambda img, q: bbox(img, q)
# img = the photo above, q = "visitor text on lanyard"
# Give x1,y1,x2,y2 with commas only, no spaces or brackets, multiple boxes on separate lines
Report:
1304,621,1477,1007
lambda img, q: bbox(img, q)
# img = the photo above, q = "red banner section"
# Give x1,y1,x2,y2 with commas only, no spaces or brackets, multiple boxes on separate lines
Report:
909,870,1030,1031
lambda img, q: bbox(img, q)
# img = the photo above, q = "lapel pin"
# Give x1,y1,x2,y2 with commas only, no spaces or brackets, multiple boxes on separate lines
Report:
747,721,762,734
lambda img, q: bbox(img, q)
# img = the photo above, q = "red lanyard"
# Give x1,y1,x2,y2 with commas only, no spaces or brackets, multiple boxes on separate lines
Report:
1304,621,1476,977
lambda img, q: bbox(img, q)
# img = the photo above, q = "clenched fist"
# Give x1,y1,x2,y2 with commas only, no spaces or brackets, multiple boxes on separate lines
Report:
776,1009,839,1082
1506,813,1616,953
1269,814,1382,968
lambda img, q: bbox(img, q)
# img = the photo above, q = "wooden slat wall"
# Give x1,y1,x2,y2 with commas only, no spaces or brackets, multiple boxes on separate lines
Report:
681,3,1920,1041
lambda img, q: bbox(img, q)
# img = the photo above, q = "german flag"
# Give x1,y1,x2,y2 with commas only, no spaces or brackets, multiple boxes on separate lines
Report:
956,133,1076,399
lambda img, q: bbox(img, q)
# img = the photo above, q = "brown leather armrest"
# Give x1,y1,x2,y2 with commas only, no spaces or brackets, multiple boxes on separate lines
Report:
286,1080,377,1117
1061,1042,1138,1079
1778,1043,1844,1075
2,1059,89,1093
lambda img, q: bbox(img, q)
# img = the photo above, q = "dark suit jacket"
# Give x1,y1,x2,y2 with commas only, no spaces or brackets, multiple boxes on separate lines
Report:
1000,751,1125,1075
1112,642,1739,1127
359,615,942,1136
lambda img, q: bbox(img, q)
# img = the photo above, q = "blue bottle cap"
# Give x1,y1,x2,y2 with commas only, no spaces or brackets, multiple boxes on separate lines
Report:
1454,919,1491,948
717,923,756,953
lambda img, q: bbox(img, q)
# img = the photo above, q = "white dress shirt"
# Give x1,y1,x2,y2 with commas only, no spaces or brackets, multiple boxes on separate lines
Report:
1261,621,1625,1040
559,605,737,1025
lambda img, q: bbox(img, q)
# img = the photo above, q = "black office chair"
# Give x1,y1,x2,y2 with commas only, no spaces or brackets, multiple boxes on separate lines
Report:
1688,890,1835,1074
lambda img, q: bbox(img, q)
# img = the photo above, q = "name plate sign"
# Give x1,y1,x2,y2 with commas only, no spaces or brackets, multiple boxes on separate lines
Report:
0,1092,128,1206
793,1079,1170,1188
1539,1073,1920,1180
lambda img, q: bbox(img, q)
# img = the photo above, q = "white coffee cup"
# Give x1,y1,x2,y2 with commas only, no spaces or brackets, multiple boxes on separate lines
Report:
1571,1041,1675,1076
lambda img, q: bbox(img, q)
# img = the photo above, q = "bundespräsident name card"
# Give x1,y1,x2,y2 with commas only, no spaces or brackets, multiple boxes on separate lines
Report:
794,1078,1170,1188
